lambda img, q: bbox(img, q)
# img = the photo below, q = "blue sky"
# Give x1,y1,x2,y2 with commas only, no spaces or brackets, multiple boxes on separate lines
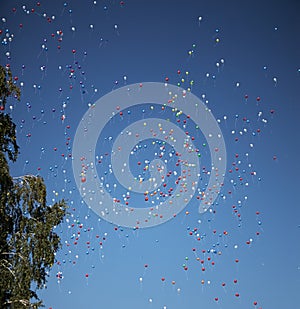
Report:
1,0,299,308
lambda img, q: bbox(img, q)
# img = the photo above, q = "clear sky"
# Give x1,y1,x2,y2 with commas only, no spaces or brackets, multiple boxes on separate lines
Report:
1,0,299,308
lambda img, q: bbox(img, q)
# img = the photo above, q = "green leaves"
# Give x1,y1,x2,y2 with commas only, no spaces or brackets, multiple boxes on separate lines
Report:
0,65,20,109
0,113,19,162
0,65,67,308
1,175,67,308
0,65,20,163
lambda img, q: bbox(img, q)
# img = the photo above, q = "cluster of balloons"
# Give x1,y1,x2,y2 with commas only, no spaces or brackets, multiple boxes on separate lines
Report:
0,2,280,308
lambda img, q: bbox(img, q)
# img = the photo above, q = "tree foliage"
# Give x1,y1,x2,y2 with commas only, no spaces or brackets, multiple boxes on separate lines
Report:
0,65,67,308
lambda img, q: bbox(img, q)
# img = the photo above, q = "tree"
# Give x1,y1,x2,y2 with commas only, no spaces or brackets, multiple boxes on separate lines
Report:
0,65,67,308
